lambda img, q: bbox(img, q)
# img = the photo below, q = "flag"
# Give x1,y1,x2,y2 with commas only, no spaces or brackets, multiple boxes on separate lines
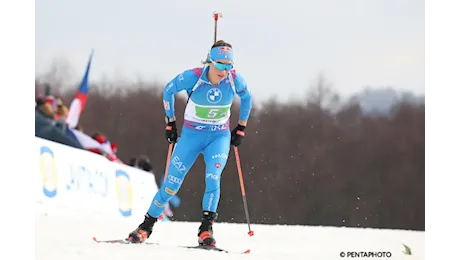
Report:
67,50,94,129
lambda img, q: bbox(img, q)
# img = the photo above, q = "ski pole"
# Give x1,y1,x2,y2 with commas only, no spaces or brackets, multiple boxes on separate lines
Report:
163,142,174,182
233,146,254,237
213,11,223,44
157,142,175,221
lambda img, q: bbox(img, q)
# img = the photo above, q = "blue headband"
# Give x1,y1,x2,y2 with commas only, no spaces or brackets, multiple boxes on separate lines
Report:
208,46,234,63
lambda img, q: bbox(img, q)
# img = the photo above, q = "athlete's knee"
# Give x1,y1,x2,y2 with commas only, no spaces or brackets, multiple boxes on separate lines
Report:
204,172,221,192
162,174,183,195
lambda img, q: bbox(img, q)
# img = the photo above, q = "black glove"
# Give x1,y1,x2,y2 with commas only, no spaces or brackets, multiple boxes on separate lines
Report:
231,124,246,146
165,121,178,143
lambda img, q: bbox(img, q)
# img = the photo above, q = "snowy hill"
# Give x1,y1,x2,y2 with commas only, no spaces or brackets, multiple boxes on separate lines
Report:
36,212,424,260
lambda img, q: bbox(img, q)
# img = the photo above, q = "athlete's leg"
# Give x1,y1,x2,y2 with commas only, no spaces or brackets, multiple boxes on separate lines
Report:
202,130,231,212
128,128,205,243
197,130,231,246
147,128,204,218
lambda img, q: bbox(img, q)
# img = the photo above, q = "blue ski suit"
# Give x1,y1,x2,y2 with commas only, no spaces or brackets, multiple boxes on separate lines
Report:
147,66,252,218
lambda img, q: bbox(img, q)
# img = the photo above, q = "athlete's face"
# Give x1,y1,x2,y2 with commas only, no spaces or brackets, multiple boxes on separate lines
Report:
209,59,233,80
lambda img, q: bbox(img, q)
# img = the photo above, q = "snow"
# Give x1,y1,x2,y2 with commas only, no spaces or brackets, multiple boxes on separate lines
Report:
35,211,424,260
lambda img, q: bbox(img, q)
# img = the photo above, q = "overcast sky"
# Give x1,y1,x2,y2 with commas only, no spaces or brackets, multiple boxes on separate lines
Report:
35,0,424,102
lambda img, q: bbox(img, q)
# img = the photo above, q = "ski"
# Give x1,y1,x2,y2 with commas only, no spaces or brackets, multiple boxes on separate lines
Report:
92,237,158,245
92,236,250,254
182,245,251,254
181,245,229,253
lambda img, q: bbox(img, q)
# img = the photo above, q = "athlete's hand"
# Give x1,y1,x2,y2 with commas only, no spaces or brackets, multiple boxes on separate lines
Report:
231,124,246,146
165,121,178,143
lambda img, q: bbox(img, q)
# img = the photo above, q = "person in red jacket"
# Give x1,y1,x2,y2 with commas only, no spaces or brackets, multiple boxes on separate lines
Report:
89,133,121,163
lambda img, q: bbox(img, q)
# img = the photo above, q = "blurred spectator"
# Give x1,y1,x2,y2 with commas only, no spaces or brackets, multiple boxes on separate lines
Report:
136,155,153,172
35,97,83,149
36,97,55,120
35,84,122,164
87,132,122,163
128,157,138,167
47,96,68,132
55,98,69,121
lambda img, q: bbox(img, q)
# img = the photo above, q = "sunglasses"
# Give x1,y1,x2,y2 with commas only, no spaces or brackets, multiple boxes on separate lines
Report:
209,58,233,71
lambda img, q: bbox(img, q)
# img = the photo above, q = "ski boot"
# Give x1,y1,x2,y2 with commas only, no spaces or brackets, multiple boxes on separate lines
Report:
127,213,157,243
197,211,218,247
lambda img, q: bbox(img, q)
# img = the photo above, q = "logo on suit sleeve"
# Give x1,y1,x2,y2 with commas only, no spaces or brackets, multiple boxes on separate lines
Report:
163,100,170,110
207,88,223,104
